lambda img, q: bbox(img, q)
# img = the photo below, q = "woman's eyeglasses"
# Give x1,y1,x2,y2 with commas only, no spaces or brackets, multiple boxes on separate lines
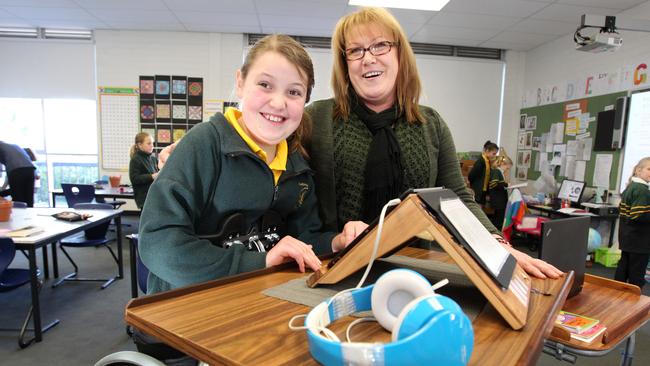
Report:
344,41,398,61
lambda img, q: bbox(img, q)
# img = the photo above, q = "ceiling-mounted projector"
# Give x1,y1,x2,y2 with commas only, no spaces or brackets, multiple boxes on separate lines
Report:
575,32,622,53
575,14,650,53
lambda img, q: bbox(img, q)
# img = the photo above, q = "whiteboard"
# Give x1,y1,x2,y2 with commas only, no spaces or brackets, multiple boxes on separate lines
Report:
620,88,650,190
99,93,139,170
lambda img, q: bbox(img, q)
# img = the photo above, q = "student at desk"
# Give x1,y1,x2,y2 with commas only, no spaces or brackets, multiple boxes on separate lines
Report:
137,34,367,365
468,140,499,205
615,157,650,289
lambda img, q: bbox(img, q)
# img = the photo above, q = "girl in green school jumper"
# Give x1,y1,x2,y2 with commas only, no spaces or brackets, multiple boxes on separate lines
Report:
128,132,159,209
615,157,650,289
468,140,499,204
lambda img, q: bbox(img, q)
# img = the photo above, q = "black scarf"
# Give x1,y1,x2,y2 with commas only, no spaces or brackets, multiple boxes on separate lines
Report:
350,92,404,223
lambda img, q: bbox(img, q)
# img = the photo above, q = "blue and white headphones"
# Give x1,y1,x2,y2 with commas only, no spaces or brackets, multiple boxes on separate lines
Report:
302,269,474,366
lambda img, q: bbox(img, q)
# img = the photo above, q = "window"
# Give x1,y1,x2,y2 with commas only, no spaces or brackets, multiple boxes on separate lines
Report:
0,97,98,207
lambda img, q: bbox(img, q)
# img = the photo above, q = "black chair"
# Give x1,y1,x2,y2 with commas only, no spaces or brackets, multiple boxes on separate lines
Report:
51,203,119,289
0,237,58,348
61,183,95,207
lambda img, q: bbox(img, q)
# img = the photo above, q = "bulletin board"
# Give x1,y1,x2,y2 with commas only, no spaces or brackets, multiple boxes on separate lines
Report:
99,87,139,170
519,91,625,190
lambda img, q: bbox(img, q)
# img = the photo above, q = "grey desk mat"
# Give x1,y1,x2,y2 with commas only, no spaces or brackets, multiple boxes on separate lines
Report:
263,255,486,320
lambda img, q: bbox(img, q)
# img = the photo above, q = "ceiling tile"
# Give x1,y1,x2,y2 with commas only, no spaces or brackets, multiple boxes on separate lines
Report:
3,6,98,21
260,26,333,37
26,19,108,29
164,0,256,13
510,18,576,36
412,24,502,42
87,9,178,23
175,11,259,27
185,23,261,34
259,14,338,32
428,11,521,30
0,0,77,7
488,30,559,44
409,34,482,47
479,40,533,51
385,7,437,25
532,4,620,23
556,0,647,11
102,21,186,31
256,0,347,18
74,0,168,10
442,0,548,17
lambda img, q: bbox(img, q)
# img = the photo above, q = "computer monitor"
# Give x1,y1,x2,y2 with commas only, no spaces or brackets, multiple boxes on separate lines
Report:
540,216,590,298
557,179,586,204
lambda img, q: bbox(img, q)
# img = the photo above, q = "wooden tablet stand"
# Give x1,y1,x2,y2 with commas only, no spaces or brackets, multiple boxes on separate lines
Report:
307,193,532,330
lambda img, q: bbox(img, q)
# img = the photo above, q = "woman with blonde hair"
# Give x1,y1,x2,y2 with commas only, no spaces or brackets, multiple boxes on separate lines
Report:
306,7,561,279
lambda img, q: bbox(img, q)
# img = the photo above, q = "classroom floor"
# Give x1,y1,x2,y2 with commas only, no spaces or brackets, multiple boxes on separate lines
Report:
0,214,647,365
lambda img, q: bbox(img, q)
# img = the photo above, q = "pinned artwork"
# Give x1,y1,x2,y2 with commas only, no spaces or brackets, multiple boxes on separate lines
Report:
140,76,155,99
172,101,187,122
173,128,186,142
156,101,171,122
157,128,171,143
188,105,202,121
142,128,156,141
155,75,171,99
172,76,187,99
140,100,155,122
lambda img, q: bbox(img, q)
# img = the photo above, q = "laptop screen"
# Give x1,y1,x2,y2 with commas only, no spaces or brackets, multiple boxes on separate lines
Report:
540,216,590,298
557,179,586,203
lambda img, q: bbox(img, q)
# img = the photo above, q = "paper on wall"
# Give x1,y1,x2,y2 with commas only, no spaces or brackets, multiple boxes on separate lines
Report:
541,133,550,153
565,156,576,180
574,161,586,181
566,140,578,156
565,118,578,136
593,154,613,188
554,122,565,143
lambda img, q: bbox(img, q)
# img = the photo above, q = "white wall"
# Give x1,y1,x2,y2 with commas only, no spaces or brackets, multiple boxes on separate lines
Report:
0,38,95,99
500,50,527,182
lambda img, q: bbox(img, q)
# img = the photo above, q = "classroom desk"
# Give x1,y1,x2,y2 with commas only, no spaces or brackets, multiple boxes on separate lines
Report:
527,204,618,246
125,247,572,365
51,186,134,207
0,207,123,347
544,274,650,365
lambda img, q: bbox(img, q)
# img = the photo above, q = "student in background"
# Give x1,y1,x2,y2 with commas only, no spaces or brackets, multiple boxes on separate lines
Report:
468,140,499,204
0,141,37,206
615,157,650,289
128,132,159,209
487,150,513,229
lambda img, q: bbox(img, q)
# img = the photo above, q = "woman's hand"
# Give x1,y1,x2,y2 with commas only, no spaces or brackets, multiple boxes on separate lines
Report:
493,234,563,279
331,221,369,252
266,235,322,272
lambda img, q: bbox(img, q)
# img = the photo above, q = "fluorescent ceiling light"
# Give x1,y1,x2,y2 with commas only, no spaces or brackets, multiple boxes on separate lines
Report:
349,0,450,11
0,27,38,38
44,29,93,40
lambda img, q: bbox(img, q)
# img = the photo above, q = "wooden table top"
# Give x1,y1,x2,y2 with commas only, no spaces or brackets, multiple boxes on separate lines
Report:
126,248,572,366
549,274,650,351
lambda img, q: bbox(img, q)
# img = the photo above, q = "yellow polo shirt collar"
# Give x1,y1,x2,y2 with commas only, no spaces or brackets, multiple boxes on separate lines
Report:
224,107,287,185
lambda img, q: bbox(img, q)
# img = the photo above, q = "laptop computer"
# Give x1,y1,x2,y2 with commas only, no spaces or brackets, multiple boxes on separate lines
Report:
540,216,590,298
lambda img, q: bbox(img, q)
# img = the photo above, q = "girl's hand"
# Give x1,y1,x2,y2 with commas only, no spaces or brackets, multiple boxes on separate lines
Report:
492,233,562,279
152,172,159,180
331,221,369,252
266,235,322,272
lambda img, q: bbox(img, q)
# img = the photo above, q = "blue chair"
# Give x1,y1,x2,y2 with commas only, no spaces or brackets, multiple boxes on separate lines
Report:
51,203,119,290
61,183,95,207
12,201,28,208
0,237,58,348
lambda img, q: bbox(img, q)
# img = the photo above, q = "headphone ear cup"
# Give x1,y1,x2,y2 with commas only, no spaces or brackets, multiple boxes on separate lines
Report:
391,294,465,342
371,269,433,332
